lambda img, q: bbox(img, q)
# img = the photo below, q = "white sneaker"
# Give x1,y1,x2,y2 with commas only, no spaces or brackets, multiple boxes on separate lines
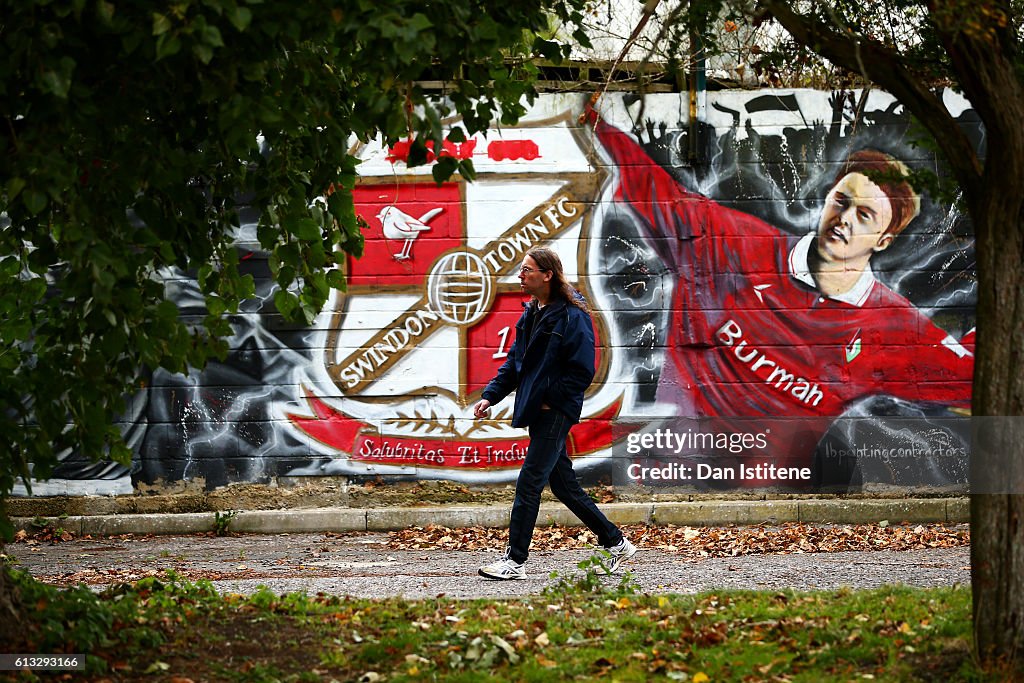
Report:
599,537,638,574
478,555,526,580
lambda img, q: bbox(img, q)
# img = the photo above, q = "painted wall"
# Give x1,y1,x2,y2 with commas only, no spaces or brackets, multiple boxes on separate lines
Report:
27,90,980,496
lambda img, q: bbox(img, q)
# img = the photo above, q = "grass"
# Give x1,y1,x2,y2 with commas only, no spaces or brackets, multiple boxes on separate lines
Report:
6,565,993,682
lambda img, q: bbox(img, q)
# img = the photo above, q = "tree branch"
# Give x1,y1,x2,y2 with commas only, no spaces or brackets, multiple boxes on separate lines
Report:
758,0,984,203
598,0,662,104
928,0,1024,173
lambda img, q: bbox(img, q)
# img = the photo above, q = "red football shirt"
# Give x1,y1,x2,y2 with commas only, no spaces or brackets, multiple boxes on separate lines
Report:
595,118,973,446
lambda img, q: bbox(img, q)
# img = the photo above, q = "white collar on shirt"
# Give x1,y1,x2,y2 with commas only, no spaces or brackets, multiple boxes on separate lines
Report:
788,232,876,307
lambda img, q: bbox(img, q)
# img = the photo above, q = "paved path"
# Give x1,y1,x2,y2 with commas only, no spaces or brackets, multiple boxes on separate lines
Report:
8,532,971,599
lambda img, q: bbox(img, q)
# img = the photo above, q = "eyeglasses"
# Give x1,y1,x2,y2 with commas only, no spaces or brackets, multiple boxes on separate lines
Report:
519,266,548,275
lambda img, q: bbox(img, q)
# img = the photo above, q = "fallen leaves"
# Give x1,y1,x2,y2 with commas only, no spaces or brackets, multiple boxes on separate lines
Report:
535,653,559,667
387,524,598,551
386,522,969,557
32,565,331,588
13,525,74,544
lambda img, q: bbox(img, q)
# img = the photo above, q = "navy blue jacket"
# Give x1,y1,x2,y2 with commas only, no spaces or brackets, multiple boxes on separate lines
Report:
481,297,595,428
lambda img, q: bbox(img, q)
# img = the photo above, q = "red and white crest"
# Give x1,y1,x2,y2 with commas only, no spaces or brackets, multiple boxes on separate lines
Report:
285,110,623,480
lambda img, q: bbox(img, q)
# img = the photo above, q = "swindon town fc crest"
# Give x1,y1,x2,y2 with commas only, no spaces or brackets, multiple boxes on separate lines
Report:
285,110,623,480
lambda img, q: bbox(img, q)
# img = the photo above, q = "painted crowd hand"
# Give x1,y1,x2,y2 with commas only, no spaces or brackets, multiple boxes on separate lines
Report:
578,92,602,125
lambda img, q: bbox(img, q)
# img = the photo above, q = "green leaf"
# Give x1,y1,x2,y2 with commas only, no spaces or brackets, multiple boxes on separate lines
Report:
408,13,433,32
533,38,563,62
156,300,179,321
325,269,347,290
256,221,278,249
194,44,215,64
277,264,296,287
239,273,256,298
197,263,214,288
155,34,182,60
109,441,133,467
273,289,297,317
308,271,329,298
292,220,319,241
23,190,48,215
207,296,227,317
229,7,253,31
152,12,172,36
39,57,76,99
202,25,225,48
432,156,459,185
6,177,26,201
458,158,477,182
0,256,19,279
96,0,115,24
24,278,47,303
289,217,322,241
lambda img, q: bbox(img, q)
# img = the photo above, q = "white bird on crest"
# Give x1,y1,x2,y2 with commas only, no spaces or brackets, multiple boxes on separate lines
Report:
377,205,444,261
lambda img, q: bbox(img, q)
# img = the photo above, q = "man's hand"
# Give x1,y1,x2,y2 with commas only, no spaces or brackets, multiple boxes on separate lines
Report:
473,399,491,419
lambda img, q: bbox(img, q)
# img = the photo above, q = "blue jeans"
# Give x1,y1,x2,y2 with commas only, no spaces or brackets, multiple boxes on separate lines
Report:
506,408,623,564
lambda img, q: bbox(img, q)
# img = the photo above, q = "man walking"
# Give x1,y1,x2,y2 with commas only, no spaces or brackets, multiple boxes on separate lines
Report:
473,246,636,580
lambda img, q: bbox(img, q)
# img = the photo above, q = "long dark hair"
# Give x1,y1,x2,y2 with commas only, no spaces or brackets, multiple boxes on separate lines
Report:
525,246,589,312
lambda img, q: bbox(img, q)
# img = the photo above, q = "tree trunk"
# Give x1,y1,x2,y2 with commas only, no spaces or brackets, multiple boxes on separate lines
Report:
972,496,1024,666
969,162,1024,667
746,0,1024,670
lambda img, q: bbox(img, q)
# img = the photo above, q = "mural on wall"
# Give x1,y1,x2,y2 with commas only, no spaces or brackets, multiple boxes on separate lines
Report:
25,90,980,496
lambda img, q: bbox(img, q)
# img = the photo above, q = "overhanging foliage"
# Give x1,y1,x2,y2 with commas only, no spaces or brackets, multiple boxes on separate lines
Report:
0,0,589,536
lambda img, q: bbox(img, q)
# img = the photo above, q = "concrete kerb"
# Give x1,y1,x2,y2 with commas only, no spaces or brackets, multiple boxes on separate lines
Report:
797,498,955,524
232,509,368,534
366,505,509,531
652,500,800,526
946,497,969,522
10,498,968,538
